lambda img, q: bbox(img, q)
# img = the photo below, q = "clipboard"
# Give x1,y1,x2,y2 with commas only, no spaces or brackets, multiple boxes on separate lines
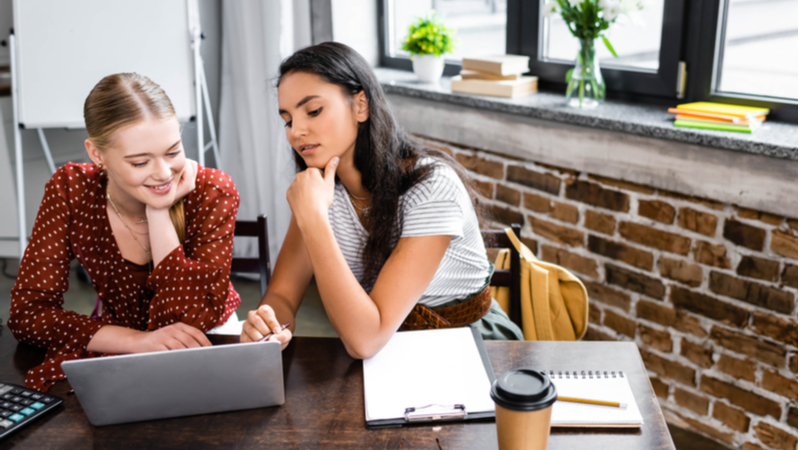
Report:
363,327,497,429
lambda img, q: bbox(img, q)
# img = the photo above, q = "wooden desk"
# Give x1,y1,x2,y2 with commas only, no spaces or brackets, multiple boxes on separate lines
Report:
0,334,675,449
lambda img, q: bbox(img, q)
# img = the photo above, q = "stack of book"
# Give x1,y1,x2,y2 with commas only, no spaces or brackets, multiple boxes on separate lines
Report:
669,102,769,133
452,55,537,98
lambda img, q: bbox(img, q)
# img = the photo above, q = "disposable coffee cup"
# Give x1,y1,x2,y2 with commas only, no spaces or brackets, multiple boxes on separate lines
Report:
490,368,558,450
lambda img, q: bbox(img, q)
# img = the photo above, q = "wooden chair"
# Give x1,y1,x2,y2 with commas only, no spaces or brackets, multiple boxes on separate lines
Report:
481,224,522,328
231,214,271,297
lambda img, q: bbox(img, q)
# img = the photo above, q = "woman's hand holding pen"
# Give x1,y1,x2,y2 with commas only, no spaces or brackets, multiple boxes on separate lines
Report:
286,156,339,231
241,304,293,350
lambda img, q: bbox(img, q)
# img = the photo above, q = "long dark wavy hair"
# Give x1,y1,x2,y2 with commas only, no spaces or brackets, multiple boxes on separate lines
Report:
278,42,484,287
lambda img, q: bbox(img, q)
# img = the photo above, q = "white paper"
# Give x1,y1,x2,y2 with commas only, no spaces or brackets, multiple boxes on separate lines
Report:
550,373,643,427
363,328,495,422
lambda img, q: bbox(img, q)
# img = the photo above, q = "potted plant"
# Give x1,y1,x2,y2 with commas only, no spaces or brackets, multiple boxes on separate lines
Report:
402,13,456,84
544,0,647,108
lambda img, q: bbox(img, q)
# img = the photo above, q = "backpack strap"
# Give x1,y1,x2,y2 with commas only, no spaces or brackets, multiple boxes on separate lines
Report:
504,228,555,340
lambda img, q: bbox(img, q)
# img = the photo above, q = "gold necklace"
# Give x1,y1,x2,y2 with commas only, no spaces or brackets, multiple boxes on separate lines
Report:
107,192,152,261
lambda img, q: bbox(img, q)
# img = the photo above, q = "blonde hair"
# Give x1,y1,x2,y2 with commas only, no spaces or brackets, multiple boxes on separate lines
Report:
84,73,185,242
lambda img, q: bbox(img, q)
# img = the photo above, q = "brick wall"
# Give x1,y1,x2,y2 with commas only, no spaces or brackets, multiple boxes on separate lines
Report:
427,137,798,450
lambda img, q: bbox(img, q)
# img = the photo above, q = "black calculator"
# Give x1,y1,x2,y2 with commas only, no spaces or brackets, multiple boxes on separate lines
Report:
0,383,62,439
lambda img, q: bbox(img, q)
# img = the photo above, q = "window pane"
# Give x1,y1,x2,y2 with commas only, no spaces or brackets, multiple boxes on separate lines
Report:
540,0,665,72
387,0,507,61
715,0,798,100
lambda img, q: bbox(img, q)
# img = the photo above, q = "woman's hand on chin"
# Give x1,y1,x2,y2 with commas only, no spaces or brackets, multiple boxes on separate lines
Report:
286,156,339,229
145,159,197,213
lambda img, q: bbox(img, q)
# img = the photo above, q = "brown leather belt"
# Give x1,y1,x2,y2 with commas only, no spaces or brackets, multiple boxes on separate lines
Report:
399,286,492,331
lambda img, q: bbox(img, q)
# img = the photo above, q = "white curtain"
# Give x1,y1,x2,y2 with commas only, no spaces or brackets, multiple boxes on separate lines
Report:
218,0,300,267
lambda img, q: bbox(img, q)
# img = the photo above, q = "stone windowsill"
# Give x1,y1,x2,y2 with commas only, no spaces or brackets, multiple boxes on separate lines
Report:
375,68,798,161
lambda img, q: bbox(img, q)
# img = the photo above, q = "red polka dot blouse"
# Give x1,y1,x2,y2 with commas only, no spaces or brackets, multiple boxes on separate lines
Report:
8,163,242,392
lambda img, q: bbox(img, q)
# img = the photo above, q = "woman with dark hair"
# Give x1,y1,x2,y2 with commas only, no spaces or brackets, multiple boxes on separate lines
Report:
241,42,522,358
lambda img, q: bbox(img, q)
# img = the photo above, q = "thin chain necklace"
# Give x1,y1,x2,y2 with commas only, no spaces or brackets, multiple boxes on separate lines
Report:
347,190,371,215
107,192,152,262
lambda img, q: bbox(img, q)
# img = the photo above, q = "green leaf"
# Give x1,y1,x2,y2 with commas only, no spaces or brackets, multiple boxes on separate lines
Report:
601,35,618,57
565,68,574,83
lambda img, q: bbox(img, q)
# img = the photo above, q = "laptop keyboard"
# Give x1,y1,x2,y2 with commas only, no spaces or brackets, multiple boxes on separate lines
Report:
0,383,62,439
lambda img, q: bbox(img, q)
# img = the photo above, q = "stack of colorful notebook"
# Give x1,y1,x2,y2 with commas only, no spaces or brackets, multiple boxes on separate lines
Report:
669,102,769,133
451,55,537,98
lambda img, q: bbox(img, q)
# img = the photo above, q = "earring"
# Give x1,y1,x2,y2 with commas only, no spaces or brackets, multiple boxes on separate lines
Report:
97,163,103,171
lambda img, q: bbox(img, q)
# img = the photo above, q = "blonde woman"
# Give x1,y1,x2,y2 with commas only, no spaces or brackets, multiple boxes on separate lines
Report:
9,73,241,392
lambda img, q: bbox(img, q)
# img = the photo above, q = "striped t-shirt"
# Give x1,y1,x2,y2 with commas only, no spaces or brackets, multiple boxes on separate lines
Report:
328,159,490,307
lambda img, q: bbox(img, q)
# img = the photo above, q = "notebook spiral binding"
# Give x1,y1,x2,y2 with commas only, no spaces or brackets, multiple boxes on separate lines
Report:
548,370,625,379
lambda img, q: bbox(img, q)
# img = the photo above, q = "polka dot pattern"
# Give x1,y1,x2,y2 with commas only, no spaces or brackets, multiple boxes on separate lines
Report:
8,163,242,392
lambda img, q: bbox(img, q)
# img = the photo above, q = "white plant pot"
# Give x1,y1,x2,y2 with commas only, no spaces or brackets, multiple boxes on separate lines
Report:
412,54,444,83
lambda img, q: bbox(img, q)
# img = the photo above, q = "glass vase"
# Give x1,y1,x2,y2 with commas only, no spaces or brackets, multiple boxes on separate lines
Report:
566,38,606,109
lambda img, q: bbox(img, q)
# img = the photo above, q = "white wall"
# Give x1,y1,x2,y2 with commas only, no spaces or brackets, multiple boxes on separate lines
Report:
331,0,379,66
0,0,11,65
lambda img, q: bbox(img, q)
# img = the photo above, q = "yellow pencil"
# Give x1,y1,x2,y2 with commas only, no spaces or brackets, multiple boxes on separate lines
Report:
557,396,627,408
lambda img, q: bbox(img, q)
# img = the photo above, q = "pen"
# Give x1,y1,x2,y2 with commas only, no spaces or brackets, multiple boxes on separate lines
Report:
258,322,291,342
557,396,627,408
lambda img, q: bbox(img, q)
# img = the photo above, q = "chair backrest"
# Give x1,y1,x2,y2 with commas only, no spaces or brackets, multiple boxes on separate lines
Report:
231,215,271,297
481,224,522,328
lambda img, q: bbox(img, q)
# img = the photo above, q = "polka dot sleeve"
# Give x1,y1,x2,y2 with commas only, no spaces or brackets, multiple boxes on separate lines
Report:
144,168,241,332
8,167,105,390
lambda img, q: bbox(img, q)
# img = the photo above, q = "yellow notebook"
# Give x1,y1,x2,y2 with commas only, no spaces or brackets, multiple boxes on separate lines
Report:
676,102,769,118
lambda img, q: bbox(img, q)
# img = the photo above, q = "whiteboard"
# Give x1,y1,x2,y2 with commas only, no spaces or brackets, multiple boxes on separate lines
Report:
13,0,196,129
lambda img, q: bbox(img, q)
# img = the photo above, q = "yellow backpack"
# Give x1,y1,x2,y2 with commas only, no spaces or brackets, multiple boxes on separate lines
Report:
491,228,589,341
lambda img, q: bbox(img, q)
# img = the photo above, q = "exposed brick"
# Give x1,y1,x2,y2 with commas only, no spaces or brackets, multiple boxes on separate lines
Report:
589,302,602,324
753,422,798,450
638,324,672,352
540,245,598,278
587,235,653,271
507,166,560,195
490,205,524,228
455,153,504,179
659,257,703,287
791,354,798,374
659,190,725,211
474,180,494,199
606,264,665,299
619,221,692,255
717,354,756,382
551,202,579,224
743,442,769,450
750,311,797,347
701,375,782,418
650,377,669,399
680,339,714,368
522,192,552,213
640,349,696,385
670,286,749,327
677,412,734,445
538,162,577,177
583,324,616,341
709,271,795,314
636,300,706,338
519,236,538,255
495,184,520,206
584,210,616,235
693,240,732,269
789,219,798,231
588,175,655,195
789,406,797,429
419,137,456,156
674,387,709,415
710,326,786,368
771,229,798,259
603,310,636,338
583,279,631,312
639,200,676,224
713,402,751,433
739,207,784,226
737,255,781,282
678,207,718,237
528,216,584,247
565,181,629,212
782,264,798,289
761,370,797,399
724,219,766,251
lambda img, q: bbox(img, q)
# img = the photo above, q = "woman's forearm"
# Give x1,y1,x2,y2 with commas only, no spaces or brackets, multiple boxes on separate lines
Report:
86,325,144,354
147,207,181,267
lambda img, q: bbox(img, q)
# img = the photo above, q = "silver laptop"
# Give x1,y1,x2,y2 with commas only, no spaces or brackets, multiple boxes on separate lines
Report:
61,341,284,426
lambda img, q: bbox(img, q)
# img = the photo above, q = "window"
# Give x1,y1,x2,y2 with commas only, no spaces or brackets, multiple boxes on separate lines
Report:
379,0,798,122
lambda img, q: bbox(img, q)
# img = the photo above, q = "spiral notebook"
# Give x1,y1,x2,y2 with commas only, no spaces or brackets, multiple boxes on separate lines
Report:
549,370,643,428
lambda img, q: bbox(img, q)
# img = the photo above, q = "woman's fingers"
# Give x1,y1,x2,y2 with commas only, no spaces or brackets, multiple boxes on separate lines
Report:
174,322,212,347
256,305,283,334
